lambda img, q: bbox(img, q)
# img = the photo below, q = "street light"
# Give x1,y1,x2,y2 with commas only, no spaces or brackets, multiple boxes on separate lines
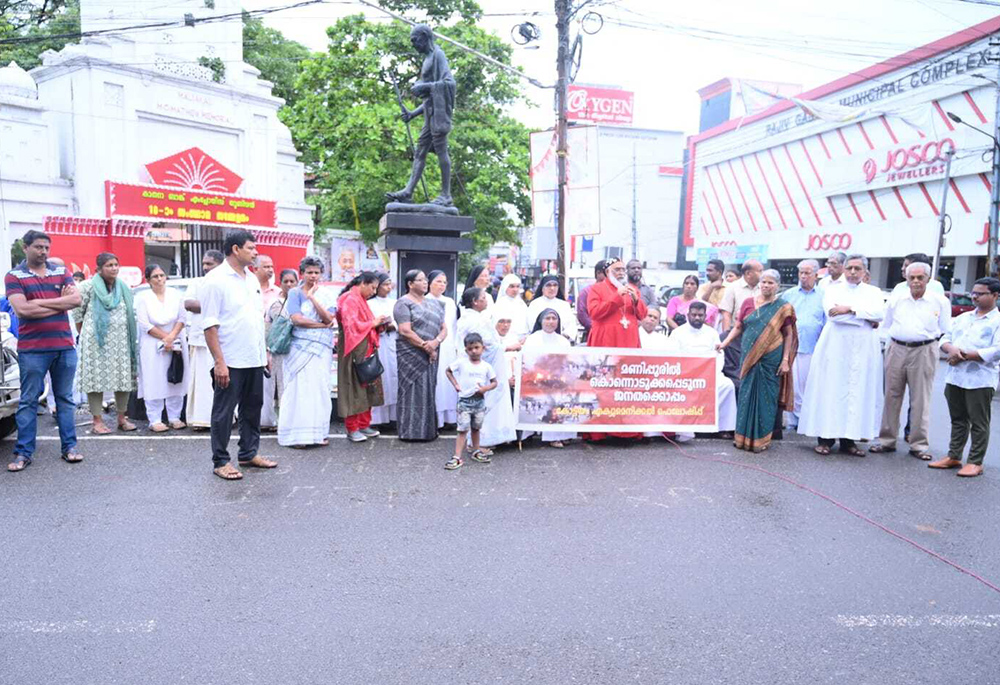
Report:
946,112,1000,149
948,111,1000,276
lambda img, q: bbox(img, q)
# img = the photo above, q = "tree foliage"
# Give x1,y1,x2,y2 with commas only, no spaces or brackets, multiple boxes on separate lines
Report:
282,0,531,248
0,0,79,70
241,11,313,108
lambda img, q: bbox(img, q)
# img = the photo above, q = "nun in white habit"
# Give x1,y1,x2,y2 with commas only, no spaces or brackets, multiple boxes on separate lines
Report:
456,286,517,450
368,273,398,425
427,270,459,427
525,275,578,343
521,308,574,448
493,273,529,342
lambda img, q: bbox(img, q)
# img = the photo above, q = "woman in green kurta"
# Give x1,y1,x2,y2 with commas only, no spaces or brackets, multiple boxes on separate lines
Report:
718,270,797,453
73,252,138,434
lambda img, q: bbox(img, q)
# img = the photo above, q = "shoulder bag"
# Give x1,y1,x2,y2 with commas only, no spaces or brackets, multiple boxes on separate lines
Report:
266,298,293,355
353,350,384,385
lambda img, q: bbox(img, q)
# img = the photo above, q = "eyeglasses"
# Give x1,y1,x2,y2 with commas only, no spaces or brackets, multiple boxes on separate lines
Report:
971,291,994,297
844,265,865,272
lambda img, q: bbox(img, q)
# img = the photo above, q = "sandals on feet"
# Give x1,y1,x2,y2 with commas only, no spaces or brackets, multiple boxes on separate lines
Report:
444,457,463,470
238,456,278,469
813,445,831,456
868,443,896,453
909,450,933,461
213,464,243,480
842,446,866,458
118,420,137,432
170,420,186,430
150,422,169,433
91,423,113,435
61,452,83,463
7,457,31,472
471,449,492,463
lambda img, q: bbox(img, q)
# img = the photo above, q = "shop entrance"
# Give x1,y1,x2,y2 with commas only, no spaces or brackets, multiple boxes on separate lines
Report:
144,224,225,278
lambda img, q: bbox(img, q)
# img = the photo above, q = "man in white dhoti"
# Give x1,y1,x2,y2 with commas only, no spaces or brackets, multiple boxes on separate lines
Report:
638,307,669,350
183,250,224,430
780,259,825,430
665,302,736,439
799,254,885,457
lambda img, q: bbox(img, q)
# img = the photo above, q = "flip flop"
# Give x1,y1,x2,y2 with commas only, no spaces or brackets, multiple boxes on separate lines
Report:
213,464,243,480
238,456,278,469
7,457,31,472
118,420,138,432
868,443,896,453
842,446,866,458
61,452,83,463
91,423,113,435
909,451,933,461
813,446,831,456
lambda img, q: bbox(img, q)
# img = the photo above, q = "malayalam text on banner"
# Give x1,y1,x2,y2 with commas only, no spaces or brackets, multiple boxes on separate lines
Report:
515,347,718,433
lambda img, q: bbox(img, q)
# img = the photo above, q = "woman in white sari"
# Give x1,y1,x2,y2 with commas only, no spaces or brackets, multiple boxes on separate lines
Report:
522,308,574,448
525,275,578,343
278,257,337,447
135,264,189,431
368,273,398,426
427,270,458,427
493,273,529,342
456,287,516,451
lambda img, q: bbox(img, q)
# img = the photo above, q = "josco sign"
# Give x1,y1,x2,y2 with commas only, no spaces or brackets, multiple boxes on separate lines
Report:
863,138,955,184
806,233,853,251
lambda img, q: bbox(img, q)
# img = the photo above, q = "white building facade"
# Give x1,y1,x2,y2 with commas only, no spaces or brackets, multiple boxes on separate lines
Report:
685,18,1000,290
0,0,312,281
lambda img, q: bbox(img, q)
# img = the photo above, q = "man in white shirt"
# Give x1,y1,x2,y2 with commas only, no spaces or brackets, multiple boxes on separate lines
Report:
869,262,950,459
638,306,669,350
200,230,277,480
889,252,945,300
929,277,1000,477
183,250,224,430
818,251,846,290
799,254,885,456
718,260,762,388
665,302,737,438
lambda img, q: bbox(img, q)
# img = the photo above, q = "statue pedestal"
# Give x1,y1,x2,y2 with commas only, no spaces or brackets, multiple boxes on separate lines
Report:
379,212,475,300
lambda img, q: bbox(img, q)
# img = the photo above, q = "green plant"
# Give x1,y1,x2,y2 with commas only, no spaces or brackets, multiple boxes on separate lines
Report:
197,56,225,83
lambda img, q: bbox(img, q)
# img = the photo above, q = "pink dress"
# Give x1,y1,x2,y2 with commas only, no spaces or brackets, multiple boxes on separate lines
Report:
666,296,718,326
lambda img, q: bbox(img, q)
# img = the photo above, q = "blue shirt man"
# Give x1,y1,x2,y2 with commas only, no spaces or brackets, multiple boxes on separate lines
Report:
781,259,826,428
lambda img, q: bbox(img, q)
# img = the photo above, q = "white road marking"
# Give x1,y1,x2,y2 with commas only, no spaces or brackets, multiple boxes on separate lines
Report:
0,620,157,634
3,434,457,442
834,614,1000,628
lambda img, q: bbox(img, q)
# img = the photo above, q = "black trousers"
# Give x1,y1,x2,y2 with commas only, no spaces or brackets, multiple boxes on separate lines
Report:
722,331,742,395
211,366,264,468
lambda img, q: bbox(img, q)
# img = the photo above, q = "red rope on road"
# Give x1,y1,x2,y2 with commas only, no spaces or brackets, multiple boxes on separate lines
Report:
663,438,1000,597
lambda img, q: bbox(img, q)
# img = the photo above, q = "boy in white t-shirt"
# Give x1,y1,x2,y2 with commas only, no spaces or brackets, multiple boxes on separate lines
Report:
444,332,498,470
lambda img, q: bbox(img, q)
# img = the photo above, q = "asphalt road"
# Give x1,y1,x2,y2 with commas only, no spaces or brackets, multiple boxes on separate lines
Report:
2,388,999,685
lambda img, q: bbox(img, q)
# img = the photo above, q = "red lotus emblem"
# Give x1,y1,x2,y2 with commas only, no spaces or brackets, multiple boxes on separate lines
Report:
144,148,243,193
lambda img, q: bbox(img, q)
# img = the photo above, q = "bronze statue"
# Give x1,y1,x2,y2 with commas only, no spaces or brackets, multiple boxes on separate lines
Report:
387,24,456,208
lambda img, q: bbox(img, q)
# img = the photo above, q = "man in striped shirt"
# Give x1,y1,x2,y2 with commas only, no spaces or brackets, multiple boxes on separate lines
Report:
4,230,83,471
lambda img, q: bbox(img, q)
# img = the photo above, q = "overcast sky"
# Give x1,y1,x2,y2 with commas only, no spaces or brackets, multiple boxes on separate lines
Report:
245,0,1000,158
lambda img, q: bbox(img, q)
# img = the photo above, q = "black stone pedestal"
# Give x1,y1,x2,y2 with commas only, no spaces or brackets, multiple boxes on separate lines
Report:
379,212,475,300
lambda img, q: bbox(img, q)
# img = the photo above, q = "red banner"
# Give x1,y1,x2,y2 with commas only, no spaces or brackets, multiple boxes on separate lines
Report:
105,181,277,229
567,84,634,125
515,347,718,432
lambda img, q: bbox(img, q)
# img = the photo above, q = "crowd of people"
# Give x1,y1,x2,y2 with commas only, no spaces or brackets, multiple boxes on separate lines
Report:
3,228,997,479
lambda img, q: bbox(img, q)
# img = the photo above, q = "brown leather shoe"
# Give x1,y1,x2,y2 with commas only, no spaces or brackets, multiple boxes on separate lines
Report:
928,457,962,470
957,464,984,478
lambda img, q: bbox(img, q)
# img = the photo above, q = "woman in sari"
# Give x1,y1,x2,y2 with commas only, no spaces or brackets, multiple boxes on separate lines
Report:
368,273,398,426
262,268,299,430
74,252,138,434
427,270,458,426
665,274,718,330
455,287,516,451
521,309,574,448
717,269,797,453
278,257,338,447
394,270,448,441
336,271,387,443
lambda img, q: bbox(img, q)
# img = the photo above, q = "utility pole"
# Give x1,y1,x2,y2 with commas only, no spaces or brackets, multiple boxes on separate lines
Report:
933,149,954,279
631,144,638,259
555,0,570,285
990,37,1000,276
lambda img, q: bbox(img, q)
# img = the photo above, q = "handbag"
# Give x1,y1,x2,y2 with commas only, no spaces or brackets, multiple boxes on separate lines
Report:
167,350,185,384
353,352,384,384
266,299,293,355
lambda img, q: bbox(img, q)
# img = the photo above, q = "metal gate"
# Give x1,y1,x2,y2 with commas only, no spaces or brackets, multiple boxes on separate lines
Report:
178,225,225,278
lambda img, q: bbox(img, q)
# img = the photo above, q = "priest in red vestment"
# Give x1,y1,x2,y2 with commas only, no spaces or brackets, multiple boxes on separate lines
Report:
587,258,647,348
585,258,647,440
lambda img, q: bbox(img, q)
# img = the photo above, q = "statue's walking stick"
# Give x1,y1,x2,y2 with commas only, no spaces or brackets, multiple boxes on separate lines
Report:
391,74,430,203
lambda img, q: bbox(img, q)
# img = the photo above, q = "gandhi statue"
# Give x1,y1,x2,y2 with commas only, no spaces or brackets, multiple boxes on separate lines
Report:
386,24,457,207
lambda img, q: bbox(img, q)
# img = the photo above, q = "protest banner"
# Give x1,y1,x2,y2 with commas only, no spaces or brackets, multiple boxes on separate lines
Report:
515,347,718,433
